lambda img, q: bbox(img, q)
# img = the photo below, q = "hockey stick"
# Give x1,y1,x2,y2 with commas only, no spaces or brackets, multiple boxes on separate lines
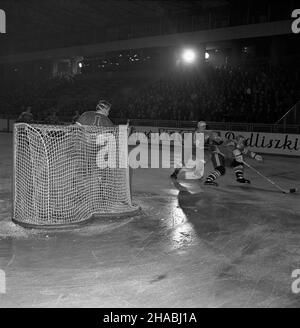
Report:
242,160,297,194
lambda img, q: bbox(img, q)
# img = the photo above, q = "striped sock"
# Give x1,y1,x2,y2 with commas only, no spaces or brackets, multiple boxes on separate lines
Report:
234,166,244,180
206,170,221,182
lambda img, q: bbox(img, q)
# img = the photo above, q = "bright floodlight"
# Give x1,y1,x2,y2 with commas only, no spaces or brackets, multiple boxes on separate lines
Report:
78,62,83,68
205,52,210,60
181,49,196,64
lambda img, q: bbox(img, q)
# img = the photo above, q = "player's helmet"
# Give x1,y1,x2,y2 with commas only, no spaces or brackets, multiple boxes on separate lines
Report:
236,135,246,149
96,100,111,116
197,121,206,130
236,135,246,142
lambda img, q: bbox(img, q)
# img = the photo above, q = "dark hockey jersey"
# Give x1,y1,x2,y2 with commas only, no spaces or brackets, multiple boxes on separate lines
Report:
203,130,223,153
76,111,114,127
225,138,257,159
17,111,33,123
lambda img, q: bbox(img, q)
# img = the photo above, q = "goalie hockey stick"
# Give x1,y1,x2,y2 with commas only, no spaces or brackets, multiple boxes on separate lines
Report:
242,161,297,194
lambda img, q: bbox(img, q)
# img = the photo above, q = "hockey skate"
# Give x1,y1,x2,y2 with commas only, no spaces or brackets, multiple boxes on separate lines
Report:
204,180,218,186
236,177,251,184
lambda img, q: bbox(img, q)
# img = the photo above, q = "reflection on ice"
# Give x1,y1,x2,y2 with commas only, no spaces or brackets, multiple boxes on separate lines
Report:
169,198,186,228
171,222,196,251
164,198,197,251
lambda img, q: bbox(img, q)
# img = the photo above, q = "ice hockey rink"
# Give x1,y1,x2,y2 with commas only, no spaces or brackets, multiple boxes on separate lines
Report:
0,131,300,308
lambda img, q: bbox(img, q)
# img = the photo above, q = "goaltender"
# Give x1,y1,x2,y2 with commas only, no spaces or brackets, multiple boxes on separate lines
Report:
76,99,114,127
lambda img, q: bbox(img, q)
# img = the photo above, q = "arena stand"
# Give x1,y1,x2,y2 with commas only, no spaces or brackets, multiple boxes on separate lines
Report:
0,64,299,127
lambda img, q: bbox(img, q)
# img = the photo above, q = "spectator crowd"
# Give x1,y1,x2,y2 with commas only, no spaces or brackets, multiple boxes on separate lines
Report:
0,64,299,124
114,65,299,123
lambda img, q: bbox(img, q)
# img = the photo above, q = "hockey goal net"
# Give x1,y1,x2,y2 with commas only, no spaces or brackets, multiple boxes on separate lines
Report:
13,123,138,228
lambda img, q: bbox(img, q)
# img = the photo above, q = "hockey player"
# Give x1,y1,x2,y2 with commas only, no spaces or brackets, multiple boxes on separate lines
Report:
75,99,114,173
75,99,133,198
227,135,263,184
170,120,207,180
17,106,34,123
202,123,226,186
204,134,263,186
76,100,114,127
170,120,221,180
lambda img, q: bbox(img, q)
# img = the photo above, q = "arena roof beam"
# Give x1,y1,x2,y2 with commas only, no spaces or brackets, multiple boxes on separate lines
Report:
0,20,291,64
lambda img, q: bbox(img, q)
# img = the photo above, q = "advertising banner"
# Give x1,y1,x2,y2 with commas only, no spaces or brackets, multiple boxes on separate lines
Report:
129,126,300,157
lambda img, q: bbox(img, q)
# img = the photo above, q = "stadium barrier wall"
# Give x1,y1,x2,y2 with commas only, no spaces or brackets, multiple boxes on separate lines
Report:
0,118,11,132
115,119,300,134
129,126,300,157
1,118,300,134
218,130,300,156
1,119,299,156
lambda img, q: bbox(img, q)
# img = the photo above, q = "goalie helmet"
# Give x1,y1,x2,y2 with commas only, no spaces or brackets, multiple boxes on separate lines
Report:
96,100,111,116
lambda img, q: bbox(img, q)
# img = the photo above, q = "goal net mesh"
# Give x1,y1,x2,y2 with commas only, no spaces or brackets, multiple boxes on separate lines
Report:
13,123,137,227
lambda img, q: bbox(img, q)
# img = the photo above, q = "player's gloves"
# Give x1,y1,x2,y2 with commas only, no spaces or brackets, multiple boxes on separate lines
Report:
214,136,223,145
235,155,244,163
233,149,243,163
211,132,223,145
